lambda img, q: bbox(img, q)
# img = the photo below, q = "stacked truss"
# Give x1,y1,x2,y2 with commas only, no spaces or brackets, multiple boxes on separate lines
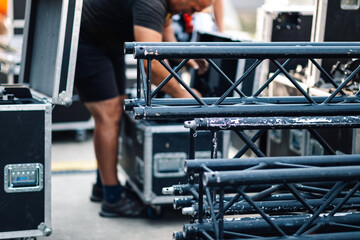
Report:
124,42,360,239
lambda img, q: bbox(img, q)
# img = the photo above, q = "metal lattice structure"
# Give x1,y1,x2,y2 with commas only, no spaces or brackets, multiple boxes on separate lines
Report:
124,42,360,239
125,42,360,120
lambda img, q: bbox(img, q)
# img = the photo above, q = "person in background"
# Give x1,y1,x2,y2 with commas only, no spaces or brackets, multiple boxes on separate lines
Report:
75,0,213,218
192,0,224,36
212,0,225,33
172,0,224,42
0,0,7,35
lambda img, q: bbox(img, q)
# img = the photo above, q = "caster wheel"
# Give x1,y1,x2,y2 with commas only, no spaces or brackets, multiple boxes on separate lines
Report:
146,205,163,220
75,130,87,142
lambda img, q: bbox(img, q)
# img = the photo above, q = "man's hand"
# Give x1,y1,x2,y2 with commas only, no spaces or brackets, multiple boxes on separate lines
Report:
194,59,209,75
187,59,209,75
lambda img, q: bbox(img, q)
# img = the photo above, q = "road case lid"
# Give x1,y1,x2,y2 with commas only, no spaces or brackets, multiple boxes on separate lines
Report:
18,0,82,105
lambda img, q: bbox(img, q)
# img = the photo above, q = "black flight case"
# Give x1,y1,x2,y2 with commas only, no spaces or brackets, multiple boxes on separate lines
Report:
0,0,82,238
118,112,230,210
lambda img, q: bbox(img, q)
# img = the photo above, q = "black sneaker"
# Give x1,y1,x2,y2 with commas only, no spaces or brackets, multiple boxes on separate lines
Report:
90,184,103,202
90,183,136,203
99,192,146,218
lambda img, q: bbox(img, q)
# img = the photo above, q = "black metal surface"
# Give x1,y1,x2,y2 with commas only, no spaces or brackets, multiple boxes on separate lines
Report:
184,154,360,173
187,197,360,216
203,166,360,186
132,103,360,120
0,111,45,232
269,12,313,73
124,95,360,111
320,0,360,76
133,44,360,60
124,41,360,54
182,213,360,238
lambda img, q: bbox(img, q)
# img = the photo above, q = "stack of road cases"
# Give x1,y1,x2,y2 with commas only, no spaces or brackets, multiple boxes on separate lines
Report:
256,2,315,86
255,2,315,157
267,0,360,157
0,0,82,239
118,112,230,208
267,74,360,157
309,0,360,87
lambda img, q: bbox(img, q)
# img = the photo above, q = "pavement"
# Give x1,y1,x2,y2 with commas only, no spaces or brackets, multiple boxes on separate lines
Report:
39,131,188,240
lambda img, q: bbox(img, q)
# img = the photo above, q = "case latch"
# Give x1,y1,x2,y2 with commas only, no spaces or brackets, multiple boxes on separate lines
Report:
4,163,44,193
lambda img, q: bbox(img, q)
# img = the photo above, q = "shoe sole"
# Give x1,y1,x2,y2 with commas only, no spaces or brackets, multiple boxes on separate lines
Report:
99,210,147,218
99,210,121,218
90,195,103,202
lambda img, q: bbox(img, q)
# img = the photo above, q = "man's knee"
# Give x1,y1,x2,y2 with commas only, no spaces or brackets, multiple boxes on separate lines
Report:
86,97,124,125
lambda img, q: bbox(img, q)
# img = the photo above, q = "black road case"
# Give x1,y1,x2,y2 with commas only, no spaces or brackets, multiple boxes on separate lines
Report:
0,0,82,238
256,3,315,85
310,0,360,87
2,0,93,139
267,76,360,157
118,112,230,206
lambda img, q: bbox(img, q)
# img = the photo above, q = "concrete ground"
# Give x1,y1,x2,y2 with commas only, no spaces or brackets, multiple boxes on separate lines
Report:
39,131,188,240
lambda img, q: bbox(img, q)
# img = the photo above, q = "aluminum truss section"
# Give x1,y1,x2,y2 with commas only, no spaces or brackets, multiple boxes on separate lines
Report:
124,42,360,120
123,42,360,239
173,158,360,239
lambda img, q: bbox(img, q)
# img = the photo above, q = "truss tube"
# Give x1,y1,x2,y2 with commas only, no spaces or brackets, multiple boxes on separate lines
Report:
124,41,360,54
184,154,360,173
182,212,360,238
132,45,360,60
173,192,322,211
185,116,360,131
132,104,360,120
263,231,360,240
189,197,360,216
203,166,360,187
124,96,360,111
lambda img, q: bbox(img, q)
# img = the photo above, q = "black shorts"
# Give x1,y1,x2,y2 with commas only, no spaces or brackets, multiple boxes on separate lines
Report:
75,36,127,102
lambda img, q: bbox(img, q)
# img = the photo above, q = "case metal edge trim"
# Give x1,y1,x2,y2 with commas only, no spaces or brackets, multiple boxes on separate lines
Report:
65,0,83,100
18,0,32,84
143,128,153,203
44,103,52,228
0,229,44,239
309,0,328,86
52,0,69,101
148,124,189,133
0,104,47,111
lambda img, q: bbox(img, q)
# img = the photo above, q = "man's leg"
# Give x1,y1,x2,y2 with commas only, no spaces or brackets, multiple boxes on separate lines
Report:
85,95,145,217
85,95,126,187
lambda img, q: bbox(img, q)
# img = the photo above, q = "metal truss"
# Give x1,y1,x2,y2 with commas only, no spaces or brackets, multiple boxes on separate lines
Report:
172,153,360,239
124,42,360,120
124,42,360,239
172,117,360,239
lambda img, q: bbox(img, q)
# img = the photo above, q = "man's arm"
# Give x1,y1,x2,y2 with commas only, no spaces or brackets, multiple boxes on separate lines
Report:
162,19,177,42
134,25,198,98
213,0,224,32
162,20,208,75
